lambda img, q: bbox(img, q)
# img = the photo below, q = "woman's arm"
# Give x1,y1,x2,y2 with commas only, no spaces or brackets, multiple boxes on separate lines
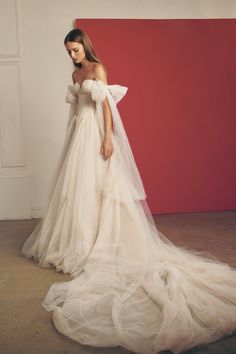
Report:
94,64,113,160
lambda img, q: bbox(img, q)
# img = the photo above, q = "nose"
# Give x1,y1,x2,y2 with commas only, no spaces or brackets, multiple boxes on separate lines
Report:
71,51,76,59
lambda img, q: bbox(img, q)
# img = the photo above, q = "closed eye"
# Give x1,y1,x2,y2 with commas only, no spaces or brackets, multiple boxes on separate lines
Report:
67,49,79,54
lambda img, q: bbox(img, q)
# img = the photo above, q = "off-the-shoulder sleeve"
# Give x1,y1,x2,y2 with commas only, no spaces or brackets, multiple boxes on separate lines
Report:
65,82,80,104
90,80,108,104
108,85,128,104
90,80,128,106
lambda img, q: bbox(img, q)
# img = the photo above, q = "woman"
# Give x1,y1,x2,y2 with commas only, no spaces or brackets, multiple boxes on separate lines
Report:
22,28,236,354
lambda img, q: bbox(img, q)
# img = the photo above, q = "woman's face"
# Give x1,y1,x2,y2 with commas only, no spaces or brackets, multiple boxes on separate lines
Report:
65,41,86,64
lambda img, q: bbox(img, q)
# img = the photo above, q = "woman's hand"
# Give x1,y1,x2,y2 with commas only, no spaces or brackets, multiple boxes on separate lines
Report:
100,137,113,160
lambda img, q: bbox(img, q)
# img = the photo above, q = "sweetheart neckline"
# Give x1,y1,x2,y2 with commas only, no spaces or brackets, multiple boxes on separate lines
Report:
73,79,100,88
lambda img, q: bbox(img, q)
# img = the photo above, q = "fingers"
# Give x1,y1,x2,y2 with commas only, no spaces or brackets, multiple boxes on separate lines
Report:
103,150,113,160
100,144,113,160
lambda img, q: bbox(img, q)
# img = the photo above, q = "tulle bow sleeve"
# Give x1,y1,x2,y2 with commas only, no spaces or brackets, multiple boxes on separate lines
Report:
90,80,128,106
65,82,80,104
108,84,128,104
90,80,108,104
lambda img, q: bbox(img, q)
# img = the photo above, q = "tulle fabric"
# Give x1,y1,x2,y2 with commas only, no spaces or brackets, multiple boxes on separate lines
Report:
22,79,236,354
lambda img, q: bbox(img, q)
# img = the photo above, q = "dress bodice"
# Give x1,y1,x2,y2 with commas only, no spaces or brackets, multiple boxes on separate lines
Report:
65,80,100,115
65,79,128,112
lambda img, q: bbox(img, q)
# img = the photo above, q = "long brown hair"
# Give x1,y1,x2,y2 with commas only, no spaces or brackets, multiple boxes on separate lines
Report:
64,28,102,68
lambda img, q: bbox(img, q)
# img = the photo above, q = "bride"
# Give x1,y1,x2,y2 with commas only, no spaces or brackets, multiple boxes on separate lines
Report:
22,28,236,354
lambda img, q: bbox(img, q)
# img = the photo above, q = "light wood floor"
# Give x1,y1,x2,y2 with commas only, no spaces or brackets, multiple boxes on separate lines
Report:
0,210,235,354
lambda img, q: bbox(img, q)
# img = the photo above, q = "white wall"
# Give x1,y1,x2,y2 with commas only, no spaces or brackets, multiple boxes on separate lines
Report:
1,0,236,219
0,0,31,219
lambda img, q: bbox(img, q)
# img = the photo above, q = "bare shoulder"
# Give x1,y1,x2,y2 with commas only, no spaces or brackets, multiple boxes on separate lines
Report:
93,62,107,74
93,63,108,83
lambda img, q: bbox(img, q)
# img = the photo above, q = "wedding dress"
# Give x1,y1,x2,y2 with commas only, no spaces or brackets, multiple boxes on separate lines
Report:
22,79,236,354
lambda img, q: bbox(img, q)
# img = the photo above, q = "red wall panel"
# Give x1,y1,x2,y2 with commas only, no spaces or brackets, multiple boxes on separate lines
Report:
75,19,236,214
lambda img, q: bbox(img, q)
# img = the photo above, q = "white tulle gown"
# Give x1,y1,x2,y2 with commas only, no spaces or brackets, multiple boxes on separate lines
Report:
22,79,236,354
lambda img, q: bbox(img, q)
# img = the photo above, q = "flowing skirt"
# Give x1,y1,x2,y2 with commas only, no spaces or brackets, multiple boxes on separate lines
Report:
22,104,236,354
